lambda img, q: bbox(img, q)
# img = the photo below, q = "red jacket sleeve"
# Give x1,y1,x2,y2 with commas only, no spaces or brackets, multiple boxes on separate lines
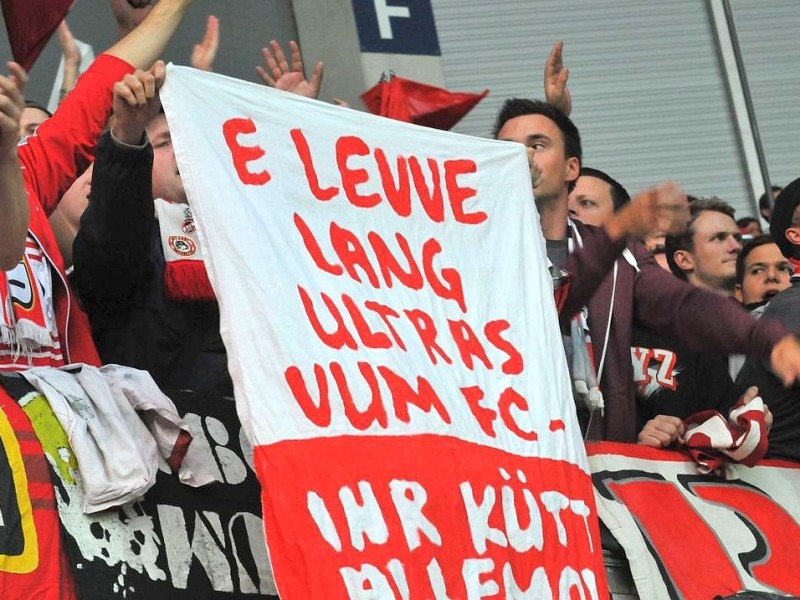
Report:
17,54,135,216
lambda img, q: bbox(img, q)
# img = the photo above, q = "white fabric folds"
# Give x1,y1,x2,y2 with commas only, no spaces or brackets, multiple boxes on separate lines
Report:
22,364,216,513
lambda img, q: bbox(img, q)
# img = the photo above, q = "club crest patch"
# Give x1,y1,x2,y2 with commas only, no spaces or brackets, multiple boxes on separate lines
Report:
180,218,196,234
168,235,197,257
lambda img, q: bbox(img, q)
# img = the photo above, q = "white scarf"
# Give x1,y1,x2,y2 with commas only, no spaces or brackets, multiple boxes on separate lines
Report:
154,199,215,302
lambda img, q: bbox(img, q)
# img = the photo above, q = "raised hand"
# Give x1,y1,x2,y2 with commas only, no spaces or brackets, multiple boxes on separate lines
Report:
256,40,323,99
0,61,28,268
110,60,165,145
57,20,82,102
190,15,219,72
605,182,689,242
0,62,26,150
526,147,543,189
770,334,800,388
544,40,571,116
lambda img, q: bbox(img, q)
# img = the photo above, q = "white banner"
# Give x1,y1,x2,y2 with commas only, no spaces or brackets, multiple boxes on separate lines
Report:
161,64,605,599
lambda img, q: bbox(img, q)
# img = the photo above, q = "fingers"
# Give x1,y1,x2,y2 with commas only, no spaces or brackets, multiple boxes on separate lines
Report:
203,15,220,50
557,67,569,87
526,147,542,189
260,42,282,84
740,385,760,405
255,63,275,87
6,62,27,98
114,68,158,107
149,60,166,88
0,63,27,142
637,415,684,448
309,61,323,98
190,15,219,71
545,40,563,80
635,181,688,237
270,39,289,75
289,40,303,73
770,334,800,387
543,40,572,115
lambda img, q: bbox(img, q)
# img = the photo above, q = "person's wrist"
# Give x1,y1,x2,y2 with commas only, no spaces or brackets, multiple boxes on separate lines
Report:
110,121,147,147
604,212,629,242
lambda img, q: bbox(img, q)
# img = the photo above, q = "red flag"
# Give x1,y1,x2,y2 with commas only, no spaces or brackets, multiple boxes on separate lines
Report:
1,0,73,70
361,74,488,131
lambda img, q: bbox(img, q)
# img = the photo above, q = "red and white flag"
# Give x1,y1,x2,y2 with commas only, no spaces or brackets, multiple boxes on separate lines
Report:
161,65,606,599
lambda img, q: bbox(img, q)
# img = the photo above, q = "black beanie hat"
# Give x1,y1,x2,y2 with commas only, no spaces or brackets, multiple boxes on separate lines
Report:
769,177,800,258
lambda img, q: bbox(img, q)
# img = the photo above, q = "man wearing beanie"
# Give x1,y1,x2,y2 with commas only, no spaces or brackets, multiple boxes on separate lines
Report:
736,177,800,462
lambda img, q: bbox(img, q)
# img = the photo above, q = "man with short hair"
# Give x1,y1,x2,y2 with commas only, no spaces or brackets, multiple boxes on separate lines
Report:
493,98,800,443
729,235,792,380
18,100,51,140
665,197,742,296
568,166,630,228
734,236,792,307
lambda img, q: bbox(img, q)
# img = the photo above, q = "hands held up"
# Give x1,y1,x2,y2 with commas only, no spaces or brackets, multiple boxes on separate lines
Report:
257,40,323,99
110,61,165,145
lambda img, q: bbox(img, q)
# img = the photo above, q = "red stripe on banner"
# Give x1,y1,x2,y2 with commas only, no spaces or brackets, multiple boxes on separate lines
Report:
586,441,694,462
14,430,38,442
29,497,56,511
692,483,800,594
587,441,800,469
608,478,743,598
20,453,51,484
255,434,607,600
760,457,800,469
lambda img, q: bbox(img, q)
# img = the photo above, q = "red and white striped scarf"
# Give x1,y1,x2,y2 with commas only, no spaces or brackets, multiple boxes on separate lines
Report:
682,396,768,477
0,235,64,370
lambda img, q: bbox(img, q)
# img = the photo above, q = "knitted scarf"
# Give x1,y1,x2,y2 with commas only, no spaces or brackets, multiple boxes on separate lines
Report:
0,236,60,363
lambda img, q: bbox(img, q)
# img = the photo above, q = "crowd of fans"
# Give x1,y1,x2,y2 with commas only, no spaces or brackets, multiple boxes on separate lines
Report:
0,2,798,597
0,0,797,557
1,0,799,460
494,43,800,461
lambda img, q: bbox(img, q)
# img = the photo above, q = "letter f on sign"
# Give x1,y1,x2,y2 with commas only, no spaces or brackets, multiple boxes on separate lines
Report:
374,0,411,39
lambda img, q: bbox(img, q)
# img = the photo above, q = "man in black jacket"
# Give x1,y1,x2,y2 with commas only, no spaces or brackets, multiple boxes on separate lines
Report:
73,62,231,395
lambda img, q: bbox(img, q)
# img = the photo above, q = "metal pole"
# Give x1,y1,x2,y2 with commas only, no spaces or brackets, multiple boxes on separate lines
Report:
721,0,774,214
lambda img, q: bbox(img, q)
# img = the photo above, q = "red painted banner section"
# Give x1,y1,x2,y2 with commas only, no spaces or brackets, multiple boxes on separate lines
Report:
693,484,800,593
255,435,606,600
608,478,743,598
